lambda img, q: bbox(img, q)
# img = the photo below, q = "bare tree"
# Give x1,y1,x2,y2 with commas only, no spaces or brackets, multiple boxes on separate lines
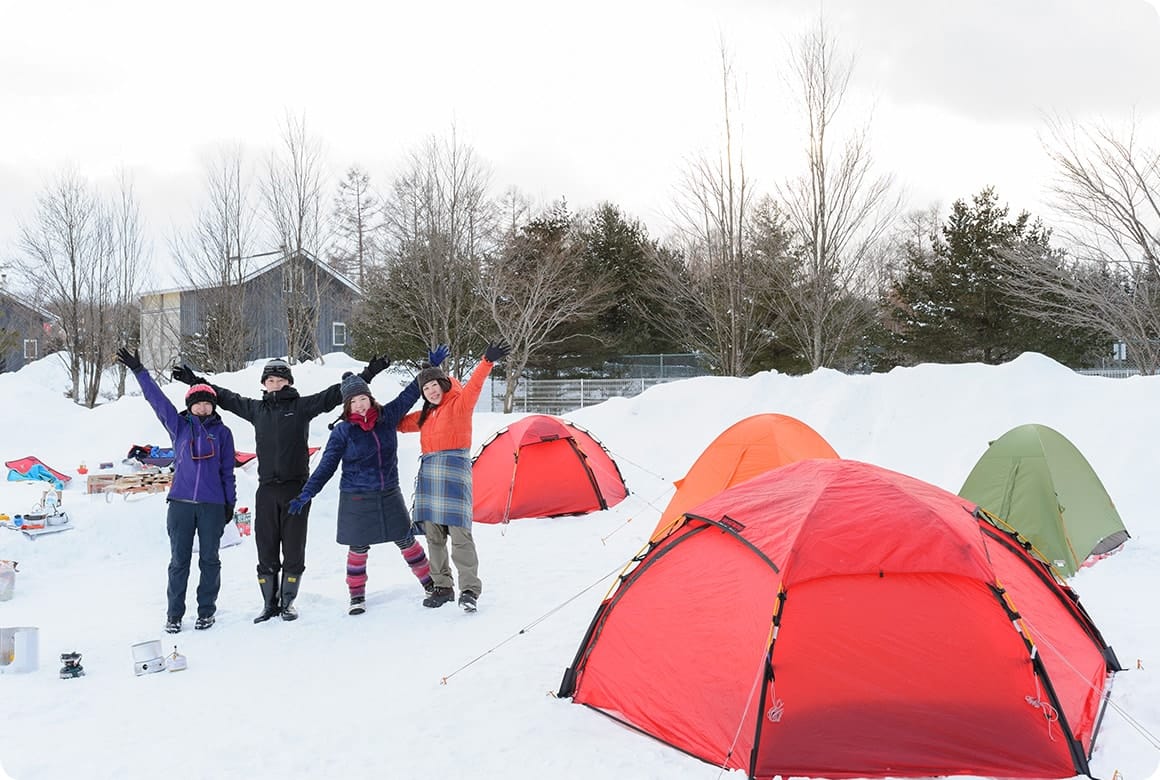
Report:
110,170,150,395
657,44,784,376
330,165,380,287
483,203,615,412
15,169,148,406
776,19,899,370
377,128,496,375
262,112,329,362
169,145,258,372
1003,115,1160,372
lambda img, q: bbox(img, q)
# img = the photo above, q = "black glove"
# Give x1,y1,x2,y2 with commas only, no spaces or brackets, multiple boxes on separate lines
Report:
115,347,143,373
359,354,391,382
483,341,511,363
171,364,205,386
225,504,234,522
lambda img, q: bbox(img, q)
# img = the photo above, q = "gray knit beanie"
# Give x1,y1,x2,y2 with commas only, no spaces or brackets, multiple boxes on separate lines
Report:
340,371,372,402
416,365,451,393
261,358,294,385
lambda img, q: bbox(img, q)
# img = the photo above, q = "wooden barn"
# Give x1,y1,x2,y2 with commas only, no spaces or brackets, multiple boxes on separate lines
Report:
139,250,360,371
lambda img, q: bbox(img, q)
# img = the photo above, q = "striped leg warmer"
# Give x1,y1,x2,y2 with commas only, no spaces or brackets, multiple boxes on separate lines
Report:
397,537,433,591
346,546,369,598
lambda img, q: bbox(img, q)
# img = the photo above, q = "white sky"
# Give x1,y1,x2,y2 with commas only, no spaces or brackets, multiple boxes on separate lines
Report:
1,352,1158,778
1,0,1158,272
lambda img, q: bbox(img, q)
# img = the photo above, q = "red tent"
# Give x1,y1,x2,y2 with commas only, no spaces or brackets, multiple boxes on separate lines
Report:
472,415,628,524
559,459,1119,779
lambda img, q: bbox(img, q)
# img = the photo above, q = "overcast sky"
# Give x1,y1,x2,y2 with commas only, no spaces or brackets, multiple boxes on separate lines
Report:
2,0,1158,284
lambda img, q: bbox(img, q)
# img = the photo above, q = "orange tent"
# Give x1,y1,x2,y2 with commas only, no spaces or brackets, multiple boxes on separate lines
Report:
651,413,837,540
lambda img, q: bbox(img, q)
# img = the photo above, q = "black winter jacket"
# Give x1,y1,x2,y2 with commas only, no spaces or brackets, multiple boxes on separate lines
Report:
210,383,342,485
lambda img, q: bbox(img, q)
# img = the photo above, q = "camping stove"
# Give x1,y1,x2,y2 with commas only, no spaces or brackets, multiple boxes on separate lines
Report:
59,651,84,679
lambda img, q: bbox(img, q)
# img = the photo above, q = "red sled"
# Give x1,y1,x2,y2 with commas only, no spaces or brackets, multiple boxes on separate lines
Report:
5,456,72,484
234,447,319,468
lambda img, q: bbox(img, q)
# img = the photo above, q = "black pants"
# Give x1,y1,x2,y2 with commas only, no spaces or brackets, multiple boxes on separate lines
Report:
255,481,309,577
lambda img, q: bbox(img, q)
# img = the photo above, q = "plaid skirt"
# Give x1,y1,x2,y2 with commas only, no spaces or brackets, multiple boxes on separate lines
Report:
411,449,473,531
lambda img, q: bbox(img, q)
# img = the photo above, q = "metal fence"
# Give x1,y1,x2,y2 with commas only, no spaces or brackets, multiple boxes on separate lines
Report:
1075,367,1157,378
490,376,693,414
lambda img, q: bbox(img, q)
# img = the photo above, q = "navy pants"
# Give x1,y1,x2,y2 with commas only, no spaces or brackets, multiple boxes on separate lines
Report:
167,500,227,619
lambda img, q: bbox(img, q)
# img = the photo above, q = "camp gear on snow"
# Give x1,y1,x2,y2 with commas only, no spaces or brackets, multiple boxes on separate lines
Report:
651,413,838,541
125,444,177,467
77,462,87,475
260,358,294,385
959,423,1130,577
557,458,1121,780
58,650,83,679
165,647,187,672
472,415,628,524
131,640,165,676
0,627,39,674
5,456,70,489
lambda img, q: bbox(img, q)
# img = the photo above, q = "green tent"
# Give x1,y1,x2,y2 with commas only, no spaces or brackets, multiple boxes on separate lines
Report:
959,423,1129,577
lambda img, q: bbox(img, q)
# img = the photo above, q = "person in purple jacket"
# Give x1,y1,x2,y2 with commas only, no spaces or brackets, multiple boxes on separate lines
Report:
117,348,237,634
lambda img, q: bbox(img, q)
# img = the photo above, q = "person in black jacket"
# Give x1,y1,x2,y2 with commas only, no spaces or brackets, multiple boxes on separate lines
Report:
172,355,389,623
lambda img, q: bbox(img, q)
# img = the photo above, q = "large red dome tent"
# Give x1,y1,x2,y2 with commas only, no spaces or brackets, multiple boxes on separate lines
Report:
558,458,1120,779
472,415,628,524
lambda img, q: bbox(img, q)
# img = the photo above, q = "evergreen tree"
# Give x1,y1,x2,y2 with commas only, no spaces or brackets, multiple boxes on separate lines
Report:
888,188,1105,366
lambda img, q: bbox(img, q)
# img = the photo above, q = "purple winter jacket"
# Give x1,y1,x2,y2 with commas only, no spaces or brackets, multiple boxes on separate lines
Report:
132,368,237,507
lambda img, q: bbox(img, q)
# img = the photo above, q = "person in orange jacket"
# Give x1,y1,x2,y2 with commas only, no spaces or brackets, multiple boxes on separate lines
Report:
398,341,509,611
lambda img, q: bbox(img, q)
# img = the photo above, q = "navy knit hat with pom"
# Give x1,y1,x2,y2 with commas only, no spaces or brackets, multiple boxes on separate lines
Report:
341,371,372,402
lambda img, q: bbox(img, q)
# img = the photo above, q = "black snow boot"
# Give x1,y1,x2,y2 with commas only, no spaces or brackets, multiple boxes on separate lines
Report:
422,586,455,608
253,573,280,624
280,572,301,621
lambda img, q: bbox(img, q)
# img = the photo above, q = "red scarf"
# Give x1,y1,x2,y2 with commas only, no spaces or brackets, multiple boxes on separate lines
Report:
348,407,379,431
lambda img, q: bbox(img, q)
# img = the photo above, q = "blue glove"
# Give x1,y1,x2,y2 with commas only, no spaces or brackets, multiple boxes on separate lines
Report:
287,496,309,515
428,344,450,367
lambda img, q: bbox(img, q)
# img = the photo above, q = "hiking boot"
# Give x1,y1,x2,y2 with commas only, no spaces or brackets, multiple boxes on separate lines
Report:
164,617,181,634
195,615,215,630
348,596,366,616
422,586,455,608
458,590,478,613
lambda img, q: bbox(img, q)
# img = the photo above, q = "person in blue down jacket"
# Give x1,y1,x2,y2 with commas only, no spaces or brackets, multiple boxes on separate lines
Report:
117,348,237,634
288,371,431,616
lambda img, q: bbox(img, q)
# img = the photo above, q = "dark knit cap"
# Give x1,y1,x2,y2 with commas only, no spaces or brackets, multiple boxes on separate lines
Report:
185,383,217,410
340,371,372,402
416,366,451,393
261,358,294,385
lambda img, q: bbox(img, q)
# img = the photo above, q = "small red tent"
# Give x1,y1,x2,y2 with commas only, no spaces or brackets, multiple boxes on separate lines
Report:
651,413,838,540
472,415,628,524
559,459,1119,779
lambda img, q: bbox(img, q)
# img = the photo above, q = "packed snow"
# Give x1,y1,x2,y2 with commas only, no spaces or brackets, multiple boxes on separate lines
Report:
0,352,1157,780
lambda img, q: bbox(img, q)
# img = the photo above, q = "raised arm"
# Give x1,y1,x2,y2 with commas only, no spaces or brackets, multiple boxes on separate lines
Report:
118,348,181,441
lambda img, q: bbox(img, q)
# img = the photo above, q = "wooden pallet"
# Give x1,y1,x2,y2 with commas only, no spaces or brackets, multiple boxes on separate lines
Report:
101,472,173,498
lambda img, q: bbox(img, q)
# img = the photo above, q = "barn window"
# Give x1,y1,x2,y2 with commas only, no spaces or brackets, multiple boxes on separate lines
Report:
332,322,347,347
23,339,38,359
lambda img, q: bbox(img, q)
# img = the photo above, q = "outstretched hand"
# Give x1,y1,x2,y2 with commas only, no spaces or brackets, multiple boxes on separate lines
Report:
428,344,450,367
287,496,310,515
115,347,143,373
171,364,205,386
359,354,391,382
483,341,511,363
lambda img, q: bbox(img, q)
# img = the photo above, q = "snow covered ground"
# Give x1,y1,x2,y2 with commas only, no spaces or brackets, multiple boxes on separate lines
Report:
0,352,1157,780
